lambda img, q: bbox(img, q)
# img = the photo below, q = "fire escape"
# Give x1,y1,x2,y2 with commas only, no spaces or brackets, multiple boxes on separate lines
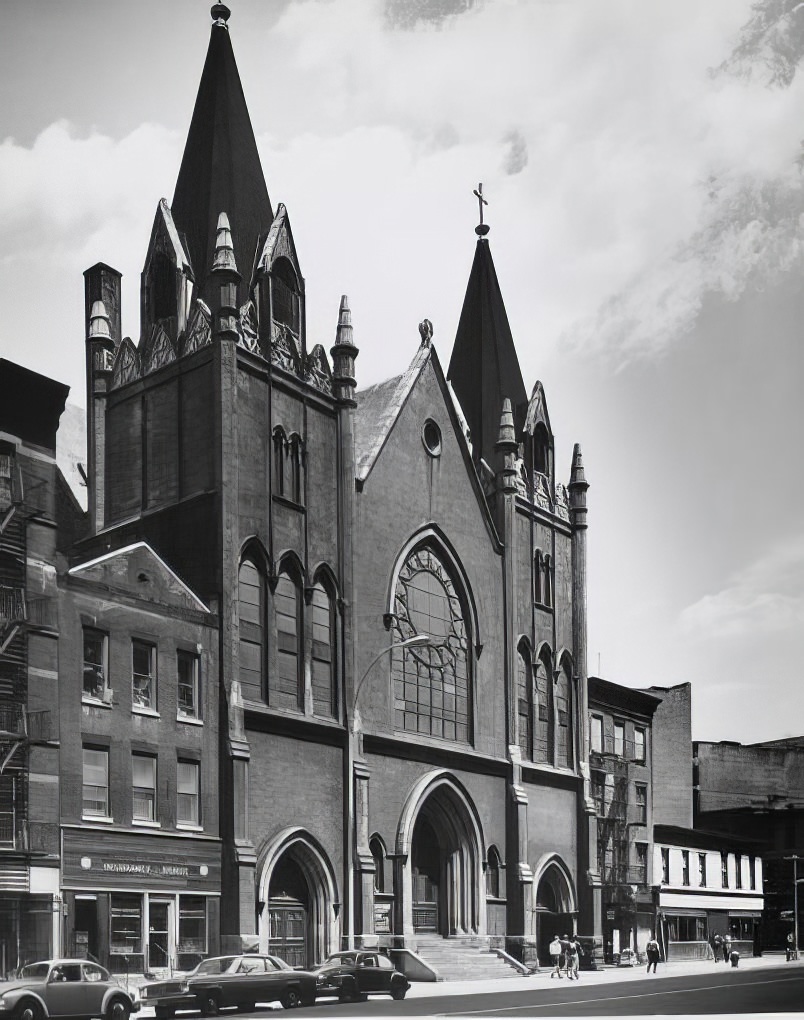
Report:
0,456,53,854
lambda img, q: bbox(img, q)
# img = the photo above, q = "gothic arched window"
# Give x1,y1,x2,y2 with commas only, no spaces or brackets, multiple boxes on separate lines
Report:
289,433,302,504
370,836,386,893
274,570,302,710
391,545,470,743
517,643,532,760
147,252,177,324
534,550,543,605
486,846,503,898
555,661,574,769
534,649,554,764
533,422,550,479
544,555,553,610
273,427,286,498
311,580,336,718
238,558,265,701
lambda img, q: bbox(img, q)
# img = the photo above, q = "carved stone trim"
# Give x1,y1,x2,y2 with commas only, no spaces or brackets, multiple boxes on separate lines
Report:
183,302,212,356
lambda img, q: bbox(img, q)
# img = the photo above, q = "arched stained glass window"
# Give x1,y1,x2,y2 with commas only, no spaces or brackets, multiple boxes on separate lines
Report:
555,662,574,769
238,558,264,701
533,651,554,764
311,581,336,718
486,846,503,898
391,546,470,743
517,645,532,760
274,572,302,709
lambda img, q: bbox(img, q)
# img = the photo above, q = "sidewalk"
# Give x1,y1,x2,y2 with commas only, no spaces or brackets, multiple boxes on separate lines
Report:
404,952,799,999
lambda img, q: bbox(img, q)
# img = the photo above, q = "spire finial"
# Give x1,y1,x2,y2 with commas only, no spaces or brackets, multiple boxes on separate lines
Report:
211,4,231,28
473,183,490,237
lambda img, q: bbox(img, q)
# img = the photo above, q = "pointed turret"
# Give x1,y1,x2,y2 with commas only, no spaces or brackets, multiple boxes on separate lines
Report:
447,220,528,472
171,4,274,302
331,296,359,407
495,397,518,496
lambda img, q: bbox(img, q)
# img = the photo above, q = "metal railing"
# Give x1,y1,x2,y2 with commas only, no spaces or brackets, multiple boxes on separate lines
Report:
0,812,27,850
0,706,51,741
0,587,25,628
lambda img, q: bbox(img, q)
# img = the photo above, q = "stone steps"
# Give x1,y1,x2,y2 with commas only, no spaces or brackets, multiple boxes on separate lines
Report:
413,937,522,981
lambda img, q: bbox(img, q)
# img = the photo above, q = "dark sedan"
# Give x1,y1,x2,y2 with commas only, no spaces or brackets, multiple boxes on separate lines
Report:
314,951,409,1003
140,954,317,1016
0,959,139,1019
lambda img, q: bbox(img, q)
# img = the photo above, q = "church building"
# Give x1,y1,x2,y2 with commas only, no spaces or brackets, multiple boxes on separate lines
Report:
1,4,602,975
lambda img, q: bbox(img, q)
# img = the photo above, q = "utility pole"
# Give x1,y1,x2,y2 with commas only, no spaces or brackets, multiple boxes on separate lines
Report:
784,855,800,960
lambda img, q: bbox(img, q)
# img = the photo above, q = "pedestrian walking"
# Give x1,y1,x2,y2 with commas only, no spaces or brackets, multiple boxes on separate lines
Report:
722,933,732,964
560,934,573,978
570,936,583,979
645,934,660,974
786,933,795,961
549,935,563,978
712,933,722,962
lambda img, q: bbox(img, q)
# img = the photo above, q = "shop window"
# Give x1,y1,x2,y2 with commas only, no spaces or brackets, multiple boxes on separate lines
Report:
132,639,156,710
735,853,742,889
110,895,142,955
590,714,603,753
699,853,707,887
614,721,625,758
82,628,109,702
721,851,729,889
177,760,200,827
682,850,690,886
238,557,265,700
177,650,200,719
730,917,754,939
178,896,207,958
661,847,669,885
667,915,707,941
82,747,109,818
635,784,647,824
634,727,646,763
486,846,503,898
274,571,302,709
132,754,156,822
311,581,336,718
516,645,532,759
390,544,471,743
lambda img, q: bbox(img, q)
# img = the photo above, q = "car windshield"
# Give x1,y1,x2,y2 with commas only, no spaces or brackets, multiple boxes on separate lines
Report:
20,964,50,979
325,953,357,965
195,957,239,975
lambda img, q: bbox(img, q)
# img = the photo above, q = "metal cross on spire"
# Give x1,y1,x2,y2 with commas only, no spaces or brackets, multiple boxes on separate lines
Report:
473,183,490,236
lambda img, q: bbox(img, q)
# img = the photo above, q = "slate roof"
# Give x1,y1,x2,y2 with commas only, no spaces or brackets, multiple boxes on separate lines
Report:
171,13,274,300
446,238,528,469
354,345,430,481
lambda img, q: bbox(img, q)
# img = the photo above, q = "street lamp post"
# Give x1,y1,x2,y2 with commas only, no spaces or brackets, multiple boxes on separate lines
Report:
346,634,432,949
783,854,801,961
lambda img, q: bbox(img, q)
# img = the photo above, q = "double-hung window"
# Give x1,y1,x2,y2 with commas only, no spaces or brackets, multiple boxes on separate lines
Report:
83,628,108,700
132,640,156,710
682,850,690,886
590,715,603,753
635,783,647,824
614,721,625,758
177,760,200,827
699,853,707,887
132,754,156,822
634,727,646,763
178,651,200,719
82,747,109,817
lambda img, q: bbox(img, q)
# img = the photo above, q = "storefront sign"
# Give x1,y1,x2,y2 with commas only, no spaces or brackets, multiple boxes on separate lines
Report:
102,863,190,877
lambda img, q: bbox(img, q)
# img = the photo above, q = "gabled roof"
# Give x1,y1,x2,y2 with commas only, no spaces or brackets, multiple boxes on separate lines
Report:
354,344,430,481
171,11,274,297
68,541,210,613
447,238,528,468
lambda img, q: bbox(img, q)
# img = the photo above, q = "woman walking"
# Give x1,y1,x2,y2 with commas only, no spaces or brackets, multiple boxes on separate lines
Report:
646,934,660,974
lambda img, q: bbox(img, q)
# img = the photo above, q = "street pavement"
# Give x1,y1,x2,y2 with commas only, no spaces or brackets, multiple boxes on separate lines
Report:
136,952,804,1017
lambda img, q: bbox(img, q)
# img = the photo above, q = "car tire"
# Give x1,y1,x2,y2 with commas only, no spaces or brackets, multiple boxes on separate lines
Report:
15,1001,44,1020
105,998,132,1020
391,985,407,1001
199,992,221,1017
281,987,302,1009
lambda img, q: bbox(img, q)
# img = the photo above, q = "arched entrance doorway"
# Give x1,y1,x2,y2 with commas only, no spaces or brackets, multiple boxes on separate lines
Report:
534,861,576,966
257,829,338,968
398,771,485,938
268,856,309,967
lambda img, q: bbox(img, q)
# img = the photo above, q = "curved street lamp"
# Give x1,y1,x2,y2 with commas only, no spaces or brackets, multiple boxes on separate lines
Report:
352,634,432,734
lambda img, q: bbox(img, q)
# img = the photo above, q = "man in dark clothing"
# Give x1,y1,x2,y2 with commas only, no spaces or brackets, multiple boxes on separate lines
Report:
645,934,660,974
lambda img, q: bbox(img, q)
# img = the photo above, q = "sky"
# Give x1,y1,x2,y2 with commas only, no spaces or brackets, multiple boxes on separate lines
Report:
1,0,803,743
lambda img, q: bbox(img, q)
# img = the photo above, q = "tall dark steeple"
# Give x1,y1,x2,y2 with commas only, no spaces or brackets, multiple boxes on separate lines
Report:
447,190,528,470
171,4,274,302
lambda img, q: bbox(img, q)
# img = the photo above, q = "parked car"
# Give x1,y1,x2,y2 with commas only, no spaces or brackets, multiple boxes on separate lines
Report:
0,959,139,1020
313,951,409,1003
139,954,317,1016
